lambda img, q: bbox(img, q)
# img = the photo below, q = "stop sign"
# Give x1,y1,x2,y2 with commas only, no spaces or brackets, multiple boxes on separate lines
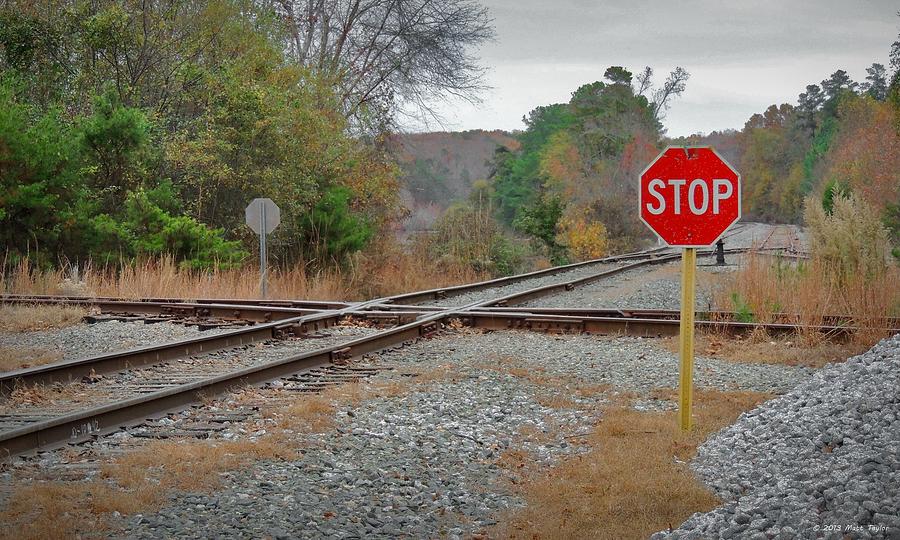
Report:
639,146,741,246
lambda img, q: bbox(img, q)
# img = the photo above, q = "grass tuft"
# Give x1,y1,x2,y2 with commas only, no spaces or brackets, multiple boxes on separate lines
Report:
0,304,87,332
492,389,772,540
0,346,63,372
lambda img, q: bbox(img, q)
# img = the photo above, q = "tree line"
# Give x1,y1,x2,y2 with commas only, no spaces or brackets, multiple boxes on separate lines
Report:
485,65,689,263
679,35,900,252
486,30,900,264
0,0,492,269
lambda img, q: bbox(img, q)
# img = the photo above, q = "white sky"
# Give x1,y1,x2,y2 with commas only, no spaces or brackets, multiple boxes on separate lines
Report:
407,0,899,137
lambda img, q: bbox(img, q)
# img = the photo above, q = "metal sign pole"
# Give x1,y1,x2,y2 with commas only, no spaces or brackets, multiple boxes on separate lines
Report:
259,204,267,299
679,247,696,431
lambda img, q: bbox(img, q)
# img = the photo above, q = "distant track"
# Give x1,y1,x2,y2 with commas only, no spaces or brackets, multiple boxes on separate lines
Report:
0,228,825,457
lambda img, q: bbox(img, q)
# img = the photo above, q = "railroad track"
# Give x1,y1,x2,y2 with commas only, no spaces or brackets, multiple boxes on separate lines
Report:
0,236,847,457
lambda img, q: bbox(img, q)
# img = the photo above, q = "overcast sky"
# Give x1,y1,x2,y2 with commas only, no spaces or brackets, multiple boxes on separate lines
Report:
412,0,899,137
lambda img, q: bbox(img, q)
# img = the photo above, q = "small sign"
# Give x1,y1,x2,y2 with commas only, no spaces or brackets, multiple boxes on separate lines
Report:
245,198,280,298
245,198,280,235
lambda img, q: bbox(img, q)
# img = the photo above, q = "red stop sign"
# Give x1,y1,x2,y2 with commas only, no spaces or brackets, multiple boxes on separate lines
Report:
639,146,741,247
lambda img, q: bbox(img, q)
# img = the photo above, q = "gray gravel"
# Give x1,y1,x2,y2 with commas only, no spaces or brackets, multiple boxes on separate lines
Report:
653,333,900,540
122,330,813,539
519,261,720,311
0,320,225,363
418,261,625,307
0,325,382,424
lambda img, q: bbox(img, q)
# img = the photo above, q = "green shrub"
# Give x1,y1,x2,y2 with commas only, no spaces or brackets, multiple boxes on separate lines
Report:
299,186,374,266
91,185,247,269
730,292,755,323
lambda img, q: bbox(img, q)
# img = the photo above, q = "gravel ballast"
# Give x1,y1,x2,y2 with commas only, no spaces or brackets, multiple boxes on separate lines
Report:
0,320,226,362
418,261,627,307
654,333,900,540
120,330,814,539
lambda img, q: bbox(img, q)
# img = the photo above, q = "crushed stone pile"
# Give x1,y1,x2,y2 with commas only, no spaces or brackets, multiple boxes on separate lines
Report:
655,334,900,540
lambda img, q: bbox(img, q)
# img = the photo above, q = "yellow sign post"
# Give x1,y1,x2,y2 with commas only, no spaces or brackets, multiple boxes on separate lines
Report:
678,247,696,431
639,147,741,431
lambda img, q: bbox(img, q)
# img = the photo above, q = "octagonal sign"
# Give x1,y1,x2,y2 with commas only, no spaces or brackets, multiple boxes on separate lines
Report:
639,146,741,247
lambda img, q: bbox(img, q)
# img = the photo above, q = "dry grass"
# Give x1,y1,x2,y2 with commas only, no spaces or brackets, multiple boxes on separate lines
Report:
474,355,611,400
2,237,488,301
3,382,87,409
0,346,63,371
102,437,294,495
0,363,476,538
659,333,867,368
492,389,772,540
719,196,900,348
271,394,336,434
0,482,111,540
717,251,900,348
0,304,87,332
0,435,295,540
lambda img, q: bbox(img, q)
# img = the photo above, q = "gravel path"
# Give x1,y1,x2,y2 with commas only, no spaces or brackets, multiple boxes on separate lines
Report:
520,261,729,310
418,261,626,307
654,333,900,540
119,330,813,539
0,320,227,363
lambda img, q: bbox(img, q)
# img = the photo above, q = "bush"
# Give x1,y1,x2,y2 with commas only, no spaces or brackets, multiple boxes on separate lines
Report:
803,192,891,284
557,213,609,261
429,202,524,276
91,185,248,270
298,186,374,266
513,196,567,264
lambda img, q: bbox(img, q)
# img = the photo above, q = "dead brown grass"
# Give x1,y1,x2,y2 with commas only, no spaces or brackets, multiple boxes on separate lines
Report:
717,251,900,348
720,195,900,350
272,394,336,433
0,482,112,540
659,333,867,369
475,355,611,400
0,435,296,540
492,389,772,540
102,437,294,495
2,237,488,301
0,346,63,371
3,382,87,409
0,363,466,539
0,304,86,332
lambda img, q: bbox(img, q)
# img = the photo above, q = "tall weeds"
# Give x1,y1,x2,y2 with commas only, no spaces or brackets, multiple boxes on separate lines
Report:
1,238,487,301
720,194,900,346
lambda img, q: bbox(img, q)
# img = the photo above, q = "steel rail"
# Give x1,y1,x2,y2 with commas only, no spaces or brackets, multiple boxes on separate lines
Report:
0,244,810,395
0,246,682,393
378,246,673,305
0,315,442,457
4,303,888,456
0,294,352,311
0,246,680,455
452,311,897,339
0,242,821,456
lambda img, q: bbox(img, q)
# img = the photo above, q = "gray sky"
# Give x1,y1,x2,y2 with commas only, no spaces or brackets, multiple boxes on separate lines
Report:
415,0,899,137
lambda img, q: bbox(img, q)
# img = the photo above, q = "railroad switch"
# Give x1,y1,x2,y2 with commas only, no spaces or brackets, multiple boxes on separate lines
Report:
420,321,439,336
330,347,353,363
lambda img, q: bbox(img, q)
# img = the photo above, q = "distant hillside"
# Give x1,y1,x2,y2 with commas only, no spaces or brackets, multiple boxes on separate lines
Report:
668,129,742,169
389,130,520,230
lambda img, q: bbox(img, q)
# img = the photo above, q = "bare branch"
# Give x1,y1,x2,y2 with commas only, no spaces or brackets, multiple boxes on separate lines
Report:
271,0,494,132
